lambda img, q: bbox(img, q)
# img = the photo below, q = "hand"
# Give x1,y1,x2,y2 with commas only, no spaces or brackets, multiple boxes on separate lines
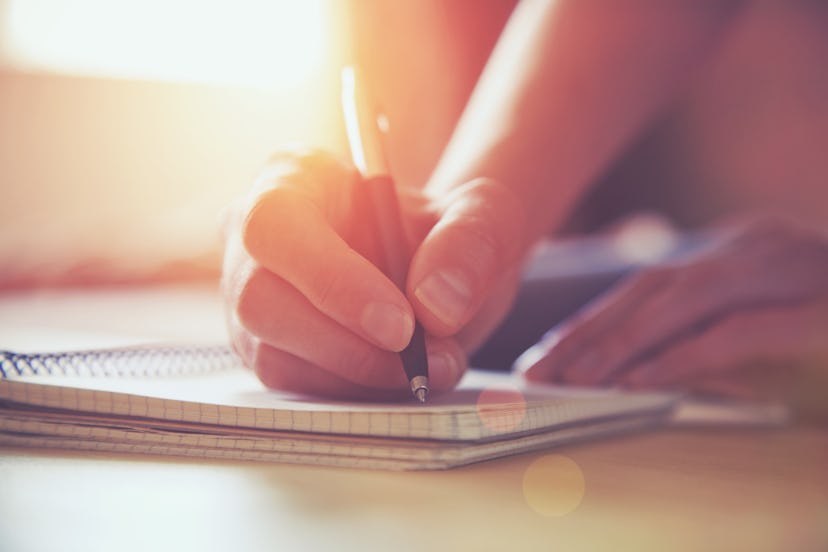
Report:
518,216,828,402
222,148,529,399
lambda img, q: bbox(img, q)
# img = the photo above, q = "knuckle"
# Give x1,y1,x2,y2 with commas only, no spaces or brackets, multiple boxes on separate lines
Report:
234,265,270,331
469,177,526,217
267,147,348,181
744,213,795,237
675,259,718,292
720,312,757,336
445,178,528,263
307,264,348,313
240,188,282,259
727,216,828,290
241,187,316,266
697,319,740,358
471,178,528,248
331,345,398,387
601,330,634,358
789,230,828,270
589,333,637,374
630,265,675,291
733,214,801,254
673,340,708,369
449,214,506,272
253,347,293,390
261,148,355,206
333,347,375,382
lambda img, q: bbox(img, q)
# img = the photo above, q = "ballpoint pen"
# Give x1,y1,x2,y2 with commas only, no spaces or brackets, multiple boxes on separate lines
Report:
341,66,430,403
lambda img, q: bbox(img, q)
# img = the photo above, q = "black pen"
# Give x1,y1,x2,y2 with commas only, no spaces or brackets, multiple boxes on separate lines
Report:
341,66,429,403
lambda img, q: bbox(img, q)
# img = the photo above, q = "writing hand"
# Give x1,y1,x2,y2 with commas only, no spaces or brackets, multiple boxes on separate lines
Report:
518,216,828,400
222,148,528,399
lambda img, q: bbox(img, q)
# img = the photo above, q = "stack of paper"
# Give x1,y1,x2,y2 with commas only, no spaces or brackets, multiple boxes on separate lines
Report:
0,345,677,470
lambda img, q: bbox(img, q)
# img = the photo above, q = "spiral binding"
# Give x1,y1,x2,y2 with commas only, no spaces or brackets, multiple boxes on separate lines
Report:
0,345,242,379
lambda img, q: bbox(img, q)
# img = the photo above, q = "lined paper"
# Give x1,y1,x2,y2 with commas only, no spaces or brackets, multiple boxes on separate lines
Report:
0,366,676,441
0,346,678,469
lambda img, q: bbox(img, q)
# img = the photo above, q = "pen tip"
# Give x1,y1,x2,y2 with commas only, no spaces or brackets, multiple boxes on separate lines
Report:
410,375,429,404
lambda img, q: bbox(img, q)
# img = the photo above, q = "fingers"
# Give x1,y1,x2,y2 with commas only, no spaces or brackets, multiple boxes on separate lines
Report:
223,148,488,399
518,268,672,382
230,318,396,400
254,347,397,401
521,217,828,386
228,309,467,399
408,178,528,337
557,265,721,385
233,264,406,388
520,295,828,404
241,153,414,353
224,232,469,395
455,264,524,354
253,344,465,401
621,299,828,388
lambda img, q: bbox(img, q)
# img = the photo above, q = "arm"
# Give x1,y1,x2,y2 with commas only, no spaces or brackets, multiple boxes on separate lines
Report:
223,1,744,399
407,0,745,339
430,0,743,233
518,215,828,419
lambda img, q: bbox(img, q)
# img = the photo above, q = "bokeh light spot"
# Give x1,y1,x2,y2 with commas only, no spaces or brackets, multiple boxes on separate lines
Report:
522,454,585,517
612,213,678,264
476,384,527,434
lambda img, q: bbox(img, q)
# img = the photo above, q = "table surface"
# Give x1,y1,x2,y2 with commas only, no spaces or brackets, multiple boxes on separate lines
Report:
2,428,827,552
1,286,827,552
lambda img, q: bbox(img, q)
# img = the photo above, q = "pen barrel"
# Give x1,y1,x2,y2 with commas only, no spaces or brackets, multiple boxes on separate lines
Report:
342,66,430,399
400,322,428,383
363,175,411,291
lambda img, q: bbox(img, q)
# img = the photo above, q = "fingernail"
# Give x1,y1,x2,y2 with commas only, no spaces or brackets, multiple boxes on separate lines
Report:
414,269,473,328
427,351,459,389
360,302,414,351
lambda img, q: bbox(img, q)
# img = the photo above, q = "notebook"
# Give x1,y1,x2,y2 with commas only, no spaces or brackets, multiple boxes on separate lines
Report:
0,345,677,470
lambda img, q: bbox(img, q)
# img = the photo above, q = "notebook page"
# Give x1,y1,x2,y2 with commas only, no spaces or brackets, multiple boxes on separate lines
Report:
0,368,676,441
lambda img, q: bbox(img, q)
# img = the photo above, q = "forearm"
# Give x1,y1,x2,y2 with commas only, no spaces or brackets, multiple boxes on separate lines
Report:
427,0,744,240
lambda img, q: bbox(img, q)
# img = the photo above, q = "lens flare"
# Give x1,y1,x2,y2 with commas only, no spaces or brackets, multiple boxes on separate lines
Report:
476,384,527,433
522,454,586,517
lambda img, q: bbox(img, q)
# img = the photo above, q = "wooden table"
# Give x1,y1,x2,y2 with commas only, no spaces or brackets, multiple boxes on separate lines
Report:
2,427,826,552
1,286,826,551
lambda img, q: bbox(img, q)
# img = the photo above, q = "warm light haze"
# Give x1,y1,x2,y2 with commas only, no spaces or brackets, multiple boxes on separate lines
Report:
0,0,346,287
2,0,327,89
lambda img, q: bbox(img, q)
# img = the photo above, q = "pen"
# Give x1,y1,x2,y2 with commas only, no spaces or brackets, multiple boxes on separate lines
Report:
341,66,430,403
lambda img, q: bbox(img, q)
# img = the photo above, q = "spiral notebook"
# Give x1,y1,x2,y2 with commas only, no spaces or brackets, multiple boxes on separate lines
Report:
0,345,677,469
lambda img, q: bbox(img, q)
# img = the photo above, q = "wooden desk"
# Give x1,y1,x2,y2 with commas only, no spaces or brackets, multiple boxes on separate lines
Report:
2,427,826,552
1,286,826,551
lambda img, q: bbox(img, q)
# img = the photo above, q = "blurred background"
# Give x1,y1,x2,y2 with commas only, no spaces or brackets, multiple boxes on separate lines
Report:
2,0,827,290
0,0,348,287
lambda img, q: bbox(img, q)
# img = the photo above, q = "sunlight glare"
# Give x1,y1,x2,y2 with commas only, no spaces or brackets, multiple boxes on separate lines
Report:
4,0,327,89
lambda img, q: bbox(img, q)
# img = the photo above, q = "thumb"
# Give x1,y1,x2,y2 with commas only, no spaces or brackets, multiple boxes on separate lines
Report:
407,178,528,337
